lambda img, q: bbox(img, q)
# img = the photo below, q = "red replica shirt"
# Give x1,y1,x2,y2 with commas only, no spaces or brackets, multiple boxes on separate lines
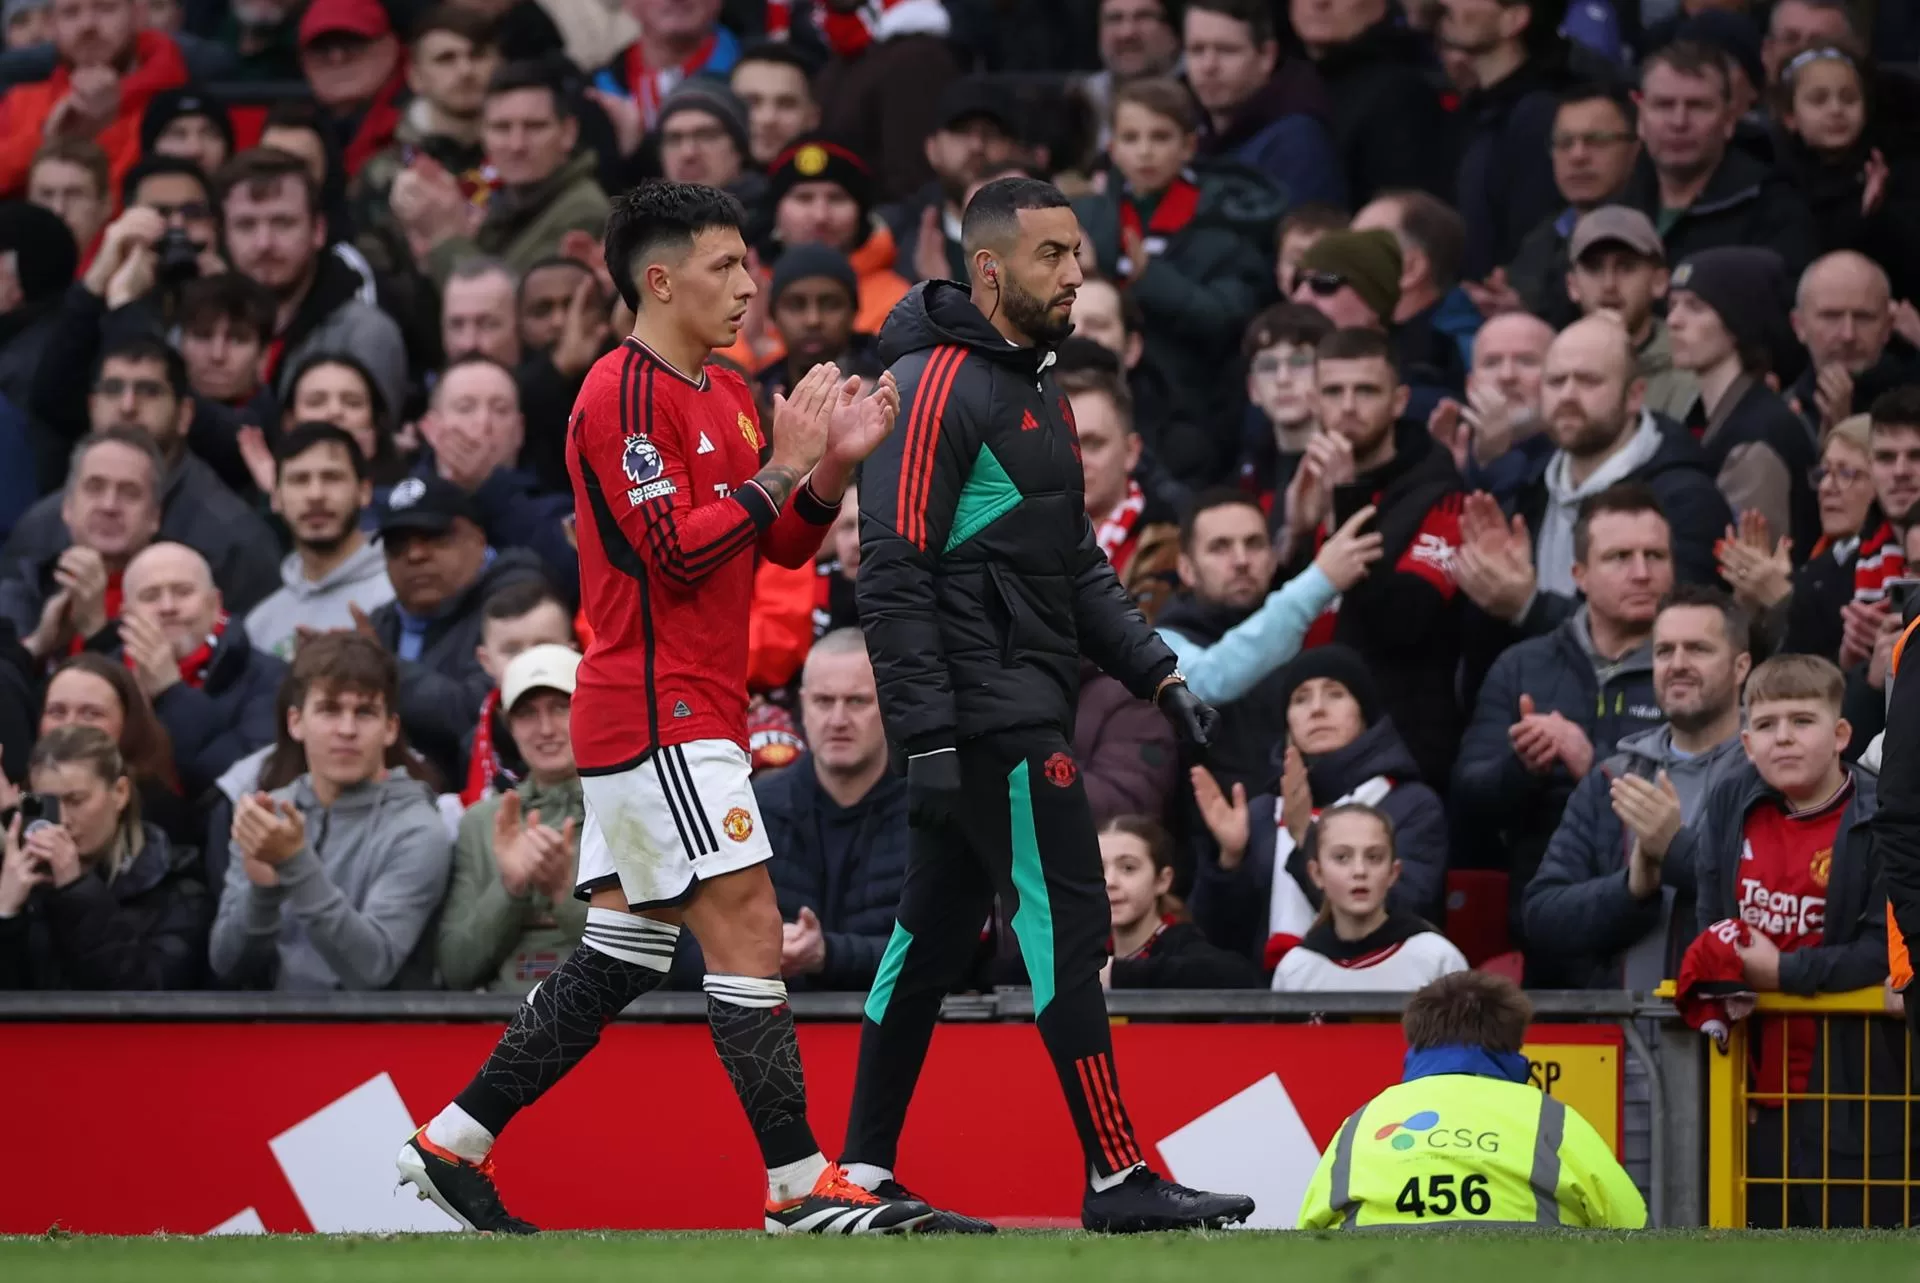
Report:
1738,778,1850,1097
566,338,838,771
1302,494,1461,648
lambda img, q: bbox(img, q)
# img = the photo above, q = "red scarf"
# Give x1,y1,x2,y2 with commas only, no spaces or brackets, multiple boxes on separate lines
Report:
67,571,124,657
624,29,718,126
462,687,509,806
1116,172,1200,281
1095,481,1147,577
124,610,225,686
1853,519,1907,603
342,64,408,178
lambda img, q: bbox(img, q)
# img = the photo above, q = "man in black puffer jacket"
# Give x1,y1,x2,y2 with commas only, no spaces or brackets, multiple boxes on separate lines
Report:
850,178,1251,1232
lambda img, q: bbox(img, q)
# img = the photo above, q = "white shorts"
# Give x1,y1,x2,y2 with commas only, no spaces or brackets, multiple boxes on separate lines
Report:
574,739,774,909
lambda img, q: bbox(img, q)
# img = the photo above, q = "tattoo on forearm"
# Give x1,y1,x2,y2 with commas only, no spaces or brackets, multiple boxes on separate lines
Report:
753,463,803,510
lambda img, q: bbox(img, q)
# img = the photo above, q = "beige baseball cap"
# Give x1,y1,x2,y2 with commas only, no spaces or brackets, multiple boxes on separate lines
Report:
501,644,581,713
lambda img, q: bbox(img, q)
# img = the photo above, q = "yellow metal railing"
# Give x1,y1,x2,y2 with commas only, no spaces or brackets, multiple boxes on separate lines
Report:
1692,987,1915,1228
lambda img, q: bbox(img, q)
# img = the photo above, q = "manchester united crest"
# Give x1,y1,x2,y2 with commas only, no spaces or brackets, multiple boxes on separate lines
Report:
738,411,762,451
1810,846,1832,888
1043,752,1077,788
724,806,755,842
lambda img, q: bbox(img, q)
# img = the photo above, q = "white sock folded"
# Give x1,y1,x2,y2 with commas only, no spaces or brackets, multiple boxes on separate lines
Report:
768,1152,830,1204
423,1103,495,1164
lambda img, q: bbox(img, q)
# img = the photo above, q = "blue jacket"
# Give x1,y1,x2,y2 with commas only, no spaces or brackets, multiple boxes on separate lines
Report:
755,758,911,992
1452,609,1662,923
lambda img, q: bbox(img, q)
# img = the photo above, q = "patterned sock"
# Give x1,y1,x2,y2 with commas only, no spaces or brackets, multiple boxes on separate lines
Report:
446,911,679,1147
704,974,822,1183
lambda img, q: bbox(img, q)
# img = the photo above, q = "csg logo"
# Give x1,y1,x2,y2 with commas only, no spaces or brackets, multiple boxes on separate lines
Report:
1374,1109,1500,1153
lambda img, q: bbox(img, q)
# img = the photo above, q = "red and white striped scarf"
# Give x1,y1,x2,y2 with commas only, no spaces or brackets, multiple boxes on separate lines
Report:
625,28,720,126
765,0,947,58
1095,480,1147,576
1854,519,1908,602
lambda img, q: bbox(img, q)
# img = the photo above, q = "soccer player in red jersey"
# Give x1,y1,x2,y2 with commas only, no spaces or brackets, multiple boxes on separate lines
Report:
398,181,931,1235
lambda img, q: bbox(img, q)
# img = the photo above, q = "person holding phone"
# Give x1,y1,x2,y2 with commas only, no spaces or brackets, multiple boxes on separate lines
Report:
0,724,210,989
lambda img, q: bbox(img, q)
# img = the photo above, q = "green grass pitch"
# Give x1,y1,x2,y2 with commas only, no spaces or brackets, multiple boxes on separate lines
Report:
2,1230,1912,1283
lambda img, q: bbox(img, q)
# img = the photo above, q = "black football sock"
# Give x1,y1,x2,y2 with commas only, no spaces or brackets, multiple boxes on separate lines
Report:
703,974,823,1189
441,911,678,1150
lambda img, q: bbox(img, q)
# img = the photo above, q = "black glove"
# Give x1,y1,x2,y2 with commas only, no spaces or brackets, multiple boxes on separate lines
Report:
1157,679,1219,753
906,749,963,828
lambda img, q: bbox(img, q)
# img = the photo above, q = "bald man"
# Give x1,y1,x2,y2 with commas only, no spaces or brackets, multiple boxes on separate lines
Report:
1432,312,1553,501
1789,252,1920,437
1472,317,1732,637
121,541,287,797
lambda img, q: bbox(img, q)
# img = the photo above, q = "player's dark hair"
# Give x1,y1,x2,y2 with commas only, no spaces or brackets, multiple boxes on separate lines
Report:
602,179,748,312
275,421,370,481
1179,486,1265,552
1572,481,1668,563
94,333,191,403
961,176,1070,258
1403,971,1533,1054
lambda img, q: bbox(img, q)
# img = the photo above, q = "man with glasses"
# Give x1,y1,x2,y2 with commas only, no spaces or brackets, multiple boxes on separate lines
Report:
1289,226,1401,332
1242,302,1331,530
654,79,751,193
6,337,280,615
1617,41,1817,277
1503,84,1640,328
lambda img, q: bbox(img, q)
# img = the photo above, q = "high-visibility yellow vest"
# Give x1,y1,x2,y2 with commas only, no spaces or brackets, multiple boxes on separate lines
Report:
1297,1074,1646,1230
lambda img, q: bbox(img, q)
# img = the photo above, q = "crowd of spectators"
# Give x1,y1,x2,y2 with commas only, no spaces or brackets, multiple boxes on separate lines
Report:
0,0,1917,1147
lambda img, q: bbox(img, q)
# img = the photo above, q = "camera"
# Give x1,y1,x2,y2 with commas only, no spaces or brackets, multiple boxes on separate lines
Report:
155,227,201,286
17,792,60,836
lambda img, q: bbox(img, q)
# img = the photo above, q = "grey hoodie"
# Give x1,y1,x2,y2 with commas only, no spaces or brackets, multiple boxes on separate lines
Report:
209,771,452,991
244,538,396,662
1536,411,1666,597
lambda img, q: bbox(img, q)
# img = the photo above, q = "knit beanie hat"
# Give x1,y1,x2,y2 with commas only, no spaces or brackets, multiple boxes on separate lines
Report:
1670,247,1793,374
0,200,78,307
1274,644,1383,731
769,242,858,306
768,134,874,232
140,87,236,158
656,78,752,162
1299,229,1402,325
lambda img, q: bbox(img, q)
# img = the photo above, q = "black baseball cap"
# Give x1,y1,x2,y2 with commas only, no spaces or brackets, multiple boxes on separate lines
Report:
379,473,479,538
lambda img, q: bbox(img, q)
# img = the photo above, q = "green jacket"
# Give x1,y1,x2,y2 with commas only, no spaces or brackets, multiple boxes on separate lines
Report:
426,152,611,286
1298,1063,1645,1230
436,775,588,994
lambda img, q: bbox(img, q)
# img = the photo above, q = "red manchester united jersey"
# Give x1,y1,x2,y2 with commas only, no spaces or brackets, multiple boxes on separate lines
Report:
566,337,839,770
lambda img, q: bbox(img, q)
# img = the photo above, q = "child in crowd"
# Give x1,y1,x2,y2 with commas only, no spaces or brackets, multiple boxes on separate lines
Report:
1098,816,1262,990
1269,804,1466,993
1666,653,1889,1227
1072,76,1282,487
1775,46,1920,301
1238,303,1334,532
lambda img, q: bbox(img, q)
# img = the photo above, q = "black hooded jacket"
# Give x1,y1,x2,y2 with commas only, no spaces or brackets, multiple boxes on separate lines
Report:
1285,422,1467,786
856,282,1179,754
1305,19,1455,205
1617,148,1820,278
